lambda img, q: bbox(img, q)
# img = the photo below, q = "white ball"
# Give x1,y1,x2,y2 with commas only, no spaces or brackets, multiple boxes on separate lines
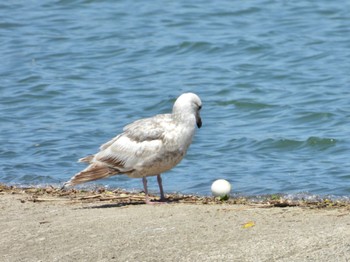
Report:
211,179,232,197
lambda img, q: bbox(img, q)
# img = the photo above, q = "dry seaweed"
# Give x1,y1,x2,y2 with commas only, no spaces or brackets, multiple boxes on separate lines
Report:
1,184,349,209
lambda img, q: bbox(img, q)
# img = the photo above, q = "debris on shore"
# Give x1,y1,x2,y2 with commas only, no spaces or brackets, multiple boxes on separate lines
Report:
1,184,349,209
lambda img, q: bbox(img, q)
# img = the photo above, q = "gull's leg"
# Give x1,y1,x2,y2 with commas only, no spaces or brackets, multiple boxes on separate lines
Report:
157,174,166,201
142,176,166,204
142,176,152,204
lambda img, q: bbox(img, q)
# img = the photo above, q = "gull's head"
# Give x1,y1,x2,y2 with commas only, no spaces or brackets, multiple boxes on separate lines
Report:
173,93,202,128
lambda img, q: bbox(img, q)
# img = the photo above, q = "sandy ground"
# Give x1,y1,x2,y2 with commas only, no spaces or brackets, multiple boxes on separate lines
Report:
1,190,350,262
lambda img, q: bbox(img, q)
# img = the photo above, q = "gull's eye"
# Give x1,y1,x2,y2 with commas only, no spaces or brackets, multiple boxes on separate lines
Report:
198,105,202,110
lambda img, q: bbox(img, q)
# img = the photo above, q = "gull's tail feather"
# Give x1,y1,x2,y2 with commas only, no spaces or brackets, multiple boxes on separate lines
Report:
78,155,95,163
63,163,118,188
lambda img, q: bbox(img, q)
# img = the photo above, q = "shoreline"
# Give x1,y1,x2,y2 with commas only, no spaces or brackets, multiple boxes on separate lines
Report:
1,184,350,209
1,185,350,261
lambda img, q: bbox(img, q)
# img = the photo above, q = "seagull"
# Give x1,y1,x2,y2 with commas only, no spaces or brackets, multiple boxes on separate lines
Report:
62,93,202,204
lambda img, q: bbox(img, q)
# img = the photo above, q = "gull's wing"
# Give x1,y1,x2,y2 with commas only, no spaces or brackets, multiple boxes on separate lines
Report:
93,114,176,173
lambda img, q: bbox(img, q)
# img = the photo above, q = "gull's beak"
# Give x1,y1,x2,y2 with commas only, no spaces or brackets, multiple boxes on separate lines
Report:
196,112,202,128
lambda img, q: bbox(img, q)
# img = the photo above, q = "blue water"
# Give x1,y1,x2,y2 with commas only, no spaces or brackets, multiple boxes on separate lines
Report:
1,0,350,197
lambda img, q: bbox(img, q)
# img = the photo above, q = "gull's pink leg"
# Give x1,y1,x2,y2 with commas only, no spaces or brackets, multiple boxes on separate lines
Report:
142,176,152,204
157,174,166,202
142,176,166,204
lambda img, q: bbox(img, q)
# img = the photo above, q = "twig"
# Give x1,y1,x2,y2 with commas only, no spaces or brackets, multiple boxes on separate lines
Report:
28,198,68,202
78,194,102,200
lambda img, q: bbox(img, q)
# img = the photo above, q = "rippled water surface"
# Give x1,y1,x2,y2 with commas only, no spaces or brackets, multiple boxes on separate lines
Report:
1,0,350,196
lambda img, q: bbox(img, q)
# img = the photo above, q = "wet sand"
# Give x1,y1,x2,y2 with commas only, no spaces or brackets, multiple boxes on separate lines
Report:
1,187,349,262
